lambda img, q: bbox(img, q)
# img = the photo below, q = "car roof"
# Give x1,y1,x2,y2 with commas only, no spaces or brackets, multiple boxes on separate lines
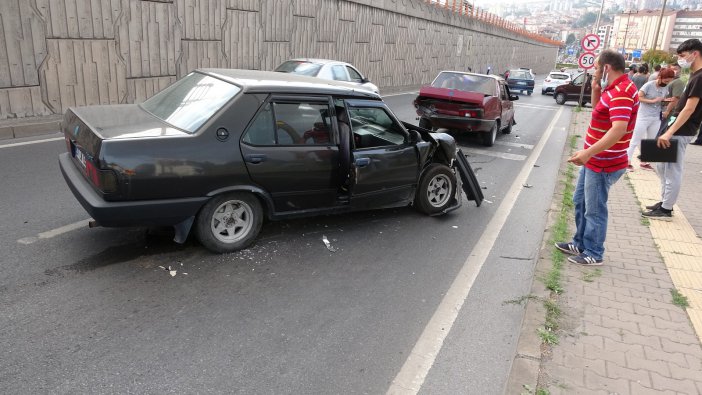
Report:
284,58,350,66
437,70,505,82
548,72,570,76
198,69,379,98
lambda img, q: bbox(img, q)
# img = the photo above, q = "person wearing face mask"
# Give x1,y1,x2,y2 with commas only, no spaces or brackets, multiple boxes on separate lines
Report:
555,49,639,266
627,67,675,171
643,39,702,219
662,64,684,119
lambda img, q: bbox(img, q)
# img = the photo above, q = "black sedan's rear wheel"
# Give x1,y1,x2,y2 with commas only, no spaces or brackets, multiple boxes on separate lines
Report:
555,92,567,105
195,192,263,253
414,164,456,215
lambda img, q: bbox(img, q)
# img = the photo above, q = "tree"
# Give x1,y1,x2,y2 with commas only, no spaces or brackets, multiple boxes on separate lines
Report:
642,49,677,66
574,12,598,28
566,33,577,46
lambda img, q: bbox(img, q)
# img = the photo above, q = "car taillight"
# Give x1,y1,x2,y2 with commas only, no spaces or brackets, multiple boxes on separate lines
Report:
84,161,118,193
459,110,479,118
545,78,551,82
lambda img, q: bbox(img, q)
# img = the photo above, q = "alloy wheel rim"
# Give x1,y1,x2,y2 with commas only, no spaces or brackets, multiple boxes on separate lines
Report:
211,200,254,243
427,174,451,207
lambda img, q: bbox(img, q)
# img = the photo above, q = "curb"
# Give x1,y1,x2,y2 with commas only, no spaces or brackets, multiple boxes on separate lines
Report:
0,114,62,140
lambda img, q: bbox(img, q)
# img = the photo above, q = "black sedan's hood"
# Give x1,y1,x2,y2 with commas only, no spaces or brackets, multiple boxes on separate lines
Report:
70,105,189,140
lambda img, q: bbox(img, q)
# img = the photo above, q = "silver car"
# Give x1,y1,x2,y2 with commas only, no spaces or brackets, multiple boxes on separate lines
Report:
541,71,572,95
275,58,380,94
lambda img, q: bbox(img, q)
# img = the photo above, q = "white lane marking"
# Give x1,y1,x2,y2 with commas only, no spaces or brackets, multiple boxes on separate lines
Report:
0,137,64,149
515,103,558,111
387,106,565,394
494,141,535,149
17,219,92,245
460,147,527,161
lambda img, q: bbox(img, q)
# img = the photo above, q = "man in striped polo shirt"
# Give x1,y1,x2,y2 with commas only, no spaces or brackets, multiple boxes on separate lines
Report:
555,50,639,265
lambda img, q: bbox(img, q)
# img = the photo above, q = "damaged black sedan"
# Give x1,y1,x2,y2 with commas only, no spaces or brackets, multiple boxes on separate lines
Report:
59,69,482,253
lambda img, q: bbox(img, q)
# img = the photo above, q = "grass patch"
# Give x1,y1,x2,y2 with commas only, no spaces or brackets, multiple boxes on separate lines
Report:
544,299,562,331
503,294,539,306
537,327,559,345
640,217,650,226
582,268,602,282
573,105,582,113
671,289,689,309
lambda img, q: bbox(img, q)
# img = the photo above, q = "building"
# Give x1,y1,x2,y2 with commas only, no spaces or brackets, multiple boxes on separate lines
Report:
597,25,614,53
670,10,702,51
612,9,677,60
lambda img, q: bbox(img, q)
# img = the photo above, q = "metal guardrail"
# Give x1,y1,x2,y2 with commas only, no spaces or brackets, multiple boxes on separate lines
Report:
425,1,563,46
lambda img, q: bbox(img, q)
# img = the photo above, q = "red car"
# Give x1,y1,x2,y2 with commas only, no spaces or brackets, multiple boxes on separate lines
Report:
414,71,518,146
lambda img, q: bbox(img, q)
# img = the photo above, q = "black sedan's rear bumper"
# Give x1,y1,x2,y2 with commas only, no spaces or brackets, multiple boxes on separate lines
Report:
59,153,208,228
422,115,495,133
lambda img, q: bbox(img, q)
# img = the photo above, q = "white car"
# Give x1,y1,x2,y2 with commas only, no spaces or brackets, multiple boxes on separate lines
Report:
274,59,380,94
541,72,572,95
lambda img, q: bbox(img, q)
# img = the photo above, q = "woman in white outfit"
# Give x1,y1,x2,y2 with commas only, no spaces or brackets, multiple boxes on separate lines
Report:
627,68,676,170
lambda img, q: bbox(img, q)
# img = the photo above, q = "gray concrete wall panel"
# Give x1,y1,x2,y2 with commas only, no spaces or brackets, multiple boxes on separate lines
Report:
0,0,558,121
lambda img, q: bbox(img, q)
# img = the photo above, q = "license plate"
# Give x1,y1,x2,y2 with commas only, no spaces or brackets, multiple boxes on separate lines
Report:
74,147,87,169
518,81,527,85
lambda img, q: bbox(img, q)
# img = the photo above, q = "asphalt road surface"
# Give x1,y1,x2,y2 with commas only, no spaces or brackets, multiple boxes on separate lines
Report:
0,84,576,394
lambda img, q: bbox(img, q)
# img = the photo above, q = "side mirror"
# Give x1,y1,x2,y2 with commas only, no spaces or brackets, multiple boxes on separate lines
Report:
409,130,421,144
361,77,370,83
510,95,519,101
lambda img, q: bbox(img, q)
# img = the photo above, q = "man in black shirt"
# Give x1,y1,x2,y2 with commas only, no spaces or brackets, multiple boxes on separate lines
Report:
643,39,702,218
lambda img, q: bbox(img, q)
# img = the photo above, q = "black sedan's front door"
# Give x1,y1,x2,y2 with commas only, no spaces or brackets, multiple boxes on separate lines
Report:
343,100,419,209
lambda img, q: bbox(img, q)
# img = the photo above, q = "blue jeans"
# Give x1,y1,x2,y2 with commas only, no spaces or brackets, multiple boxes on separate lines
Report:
572,166,625,261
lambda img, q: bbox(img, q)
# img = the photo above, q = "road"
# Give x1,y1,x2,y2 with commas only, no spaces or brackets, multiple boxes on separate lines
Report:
0,86,575,394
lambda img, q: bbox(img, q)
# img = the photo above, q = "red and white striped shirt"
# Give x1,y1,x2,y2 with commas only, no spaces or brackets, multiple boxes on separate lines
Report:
585,74,639,173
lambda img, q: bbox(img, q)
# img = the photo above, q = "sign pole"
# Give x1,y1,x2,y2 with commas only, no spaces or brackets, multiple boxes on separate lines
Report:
577,36,599,107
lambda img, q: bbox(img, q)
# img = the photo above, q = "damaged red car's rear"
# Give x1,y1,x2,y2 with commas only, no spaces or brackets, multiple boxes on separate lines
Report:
414,71,518,146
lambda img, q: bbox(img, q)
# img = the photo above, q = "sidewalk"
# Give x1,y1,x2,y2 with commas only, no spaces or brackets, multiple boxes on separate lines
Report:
506,109,702,394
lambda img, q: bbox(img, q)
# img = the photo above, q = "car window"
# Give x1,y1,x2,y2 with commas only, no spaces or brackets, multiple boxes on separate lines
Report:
331,65,348,81
549,73,570,80
242,101,332,146
431,72,495,96
510,70,531,79
140,72,241,133
274,61,322,76
348,107,405,148
346,66,363,83
499,83,507,100
573,73,585,85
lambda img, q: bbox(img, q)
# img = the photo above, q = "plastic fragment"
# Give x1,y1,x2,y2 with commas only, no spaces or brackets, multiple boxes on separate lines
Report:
322,235,337,252
523,184,533,188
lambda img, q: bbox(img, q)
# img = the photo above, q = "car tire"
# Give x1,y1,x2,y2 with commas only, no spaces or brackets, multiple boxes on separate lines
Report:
482,122,497,147
527,91,532,96
414,164,457,215
502,117,514,134
555,92,567,105
541,89,546,95
195,192,263,253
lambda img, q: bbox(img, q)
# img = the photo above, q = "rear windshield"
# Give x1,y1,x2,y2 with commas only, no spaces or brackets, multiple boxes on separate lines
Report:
549,73,570,80
509,70,533,79
431,72,495,96
274,61,323,76
140,72,241,133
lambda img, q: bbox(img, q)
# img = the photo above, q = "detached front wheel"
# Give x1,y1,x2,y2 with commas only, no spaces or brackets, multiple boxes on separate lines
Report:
414,164,457,215
195,192,263,253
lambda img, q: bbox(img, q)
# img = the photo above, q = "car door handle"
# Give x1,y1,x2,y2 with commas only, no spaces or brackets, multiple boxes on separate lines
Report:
355,157,371,167
244,154,267,164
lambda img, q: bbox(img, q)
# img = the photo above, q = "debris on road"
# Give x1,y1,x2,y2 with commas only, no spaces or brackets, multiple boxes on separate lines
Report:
322,235,337,252
523,184,533,188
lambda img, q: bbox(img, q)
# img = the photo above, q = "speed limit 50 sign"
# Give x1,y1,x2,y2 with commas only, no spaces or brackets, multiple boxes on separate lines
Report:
578,51,596,69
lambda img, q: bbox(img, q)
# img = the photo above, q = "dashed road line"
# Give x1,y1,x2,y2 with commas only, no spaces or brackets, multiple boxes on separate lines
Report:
0,137,64,149
515,103,559,111
17,219,92,245
460,146,527,161
493,141,535,149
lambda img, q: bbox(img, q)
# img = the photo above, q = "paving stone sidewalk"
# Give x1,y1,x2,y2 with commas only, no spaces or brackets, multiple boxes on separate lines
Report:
506,109,702,394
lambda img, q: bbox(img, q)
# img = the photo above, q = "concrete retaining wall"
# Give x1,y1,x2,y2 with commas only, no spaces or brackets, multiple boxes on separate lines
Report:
0,0,558,126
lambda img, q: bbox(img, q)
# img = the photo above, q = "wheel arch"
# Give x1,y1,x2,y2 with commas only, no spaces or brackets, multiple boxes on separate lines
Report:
205,185,275,219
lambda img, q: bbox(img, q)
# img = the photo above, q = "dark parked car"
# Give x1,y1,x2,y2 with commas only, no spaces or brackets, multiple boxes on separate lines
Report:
505,68,535,95
553,72,592,106
414,71,518,147
59,69,482,253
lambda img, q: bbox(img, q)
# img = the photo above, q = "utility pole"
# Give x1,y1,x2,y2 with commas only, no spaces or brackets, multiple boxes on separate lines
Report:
652,0,668,51
594,0,605,34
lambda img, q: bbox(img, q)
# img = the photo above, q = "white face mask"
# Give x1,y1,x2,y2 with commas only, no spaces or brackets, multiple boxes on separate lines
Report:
678,54,694,69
